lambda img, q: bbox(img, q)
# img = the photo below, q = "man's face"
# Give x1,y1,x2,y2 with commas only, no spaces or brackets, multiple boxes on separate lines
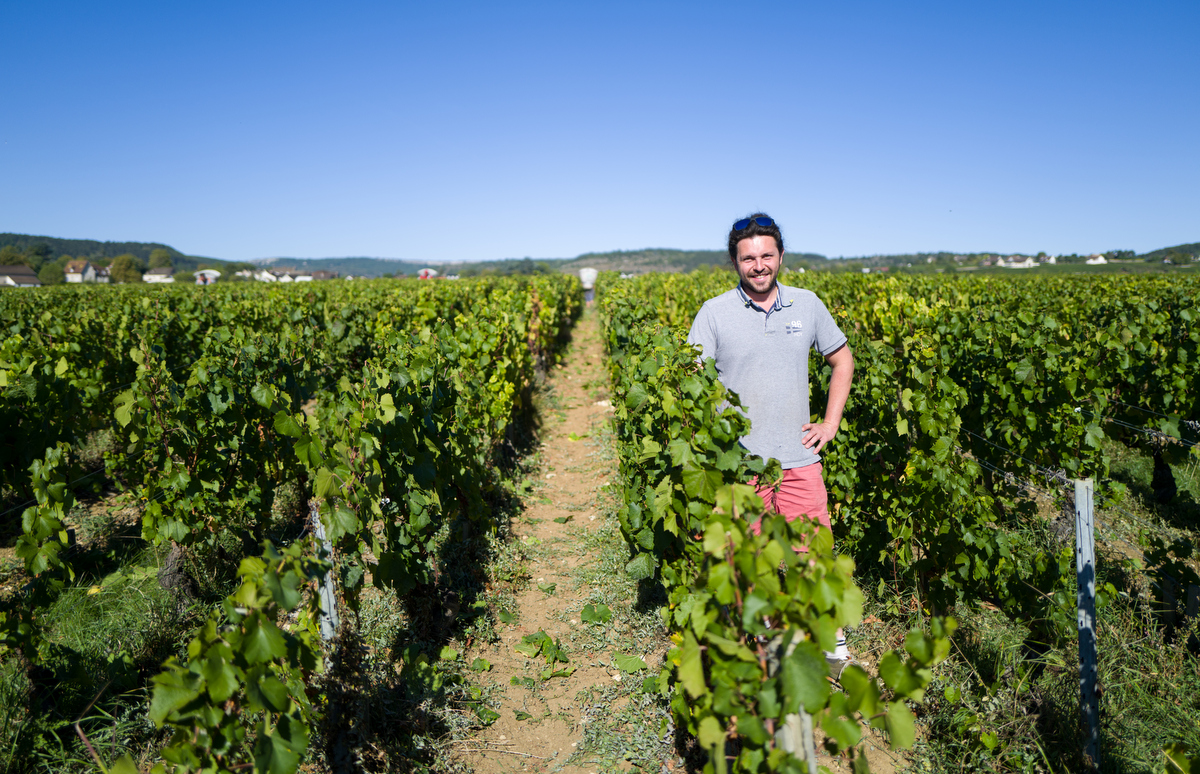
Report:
734,235,782,296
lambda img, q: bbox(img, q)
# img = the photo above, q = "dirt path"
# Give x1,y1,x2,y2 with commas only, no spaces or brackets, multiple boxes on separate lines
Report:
459,308,627,773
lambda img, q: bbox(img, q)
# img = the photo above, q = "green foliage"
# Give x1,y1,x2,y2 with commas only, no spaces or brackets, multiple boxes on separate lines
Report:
37,261,65,285
109,253,146,283
599,274,959,771
598,270,1199,639
0,232,186,264
0,274,584,772
0,444,77,661
149,541,328,774
149,248,174,269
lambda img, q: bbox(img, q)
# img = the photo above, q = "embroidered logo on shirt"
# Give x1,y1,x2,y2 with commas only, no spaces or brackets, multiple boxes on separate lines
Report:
785,320,804,334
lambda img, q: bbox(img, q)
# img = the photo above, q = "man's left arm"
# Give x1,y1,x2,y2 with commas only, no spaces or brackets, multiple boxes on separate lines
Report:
801,344,854,454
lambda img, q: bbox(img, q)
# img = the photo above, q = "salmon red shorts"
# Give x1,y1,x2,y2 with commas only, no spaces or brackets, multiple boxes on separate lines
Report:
750,463,830,537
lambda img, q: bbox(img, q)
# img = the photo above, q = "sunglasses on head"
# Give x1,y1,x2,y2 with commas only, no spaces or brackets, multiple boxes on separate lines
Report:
733,216,775,231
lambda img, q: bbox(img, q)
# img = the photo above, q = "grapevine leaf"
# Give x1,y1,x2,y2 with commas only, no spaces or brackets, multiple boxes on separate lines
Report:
625,552,654,580
242,615,288,664
379,393,396,423
822,712,862,751
613,653,647,672
202,653,239,703
697,715,724,749
885,701,916,749
780,640,830,714
581,603,612,623
253,713,308,774
736,715,769,746
148,668,202,725
249,674,290,713
625,383,650,410
682,463,723,502
314,468,336,499
110,755,140,774
678,631,707,698
273,411,303,438
251,384,274,408
114,390,135,428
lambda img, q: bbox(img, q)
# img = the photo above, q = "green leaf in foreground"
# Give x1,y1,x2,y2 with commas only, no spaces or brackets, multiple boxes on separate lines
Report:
537,582,557,595
470,658,492,672
886,701,916,749
613,652,647,672
553,516,572,524
497,608,516,624
581,603,612,623
541,666,576,680
514,710,533,721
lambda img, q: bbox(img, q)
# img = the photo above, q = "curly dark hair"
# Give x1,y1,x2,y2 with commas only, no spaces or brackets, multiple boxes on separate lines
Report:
727,213,784,262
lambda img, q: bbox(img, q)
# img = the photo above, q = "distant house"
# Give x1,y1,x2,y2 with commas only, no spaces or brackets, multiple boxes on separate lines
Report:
94,266,111,283
64,260,97,283
144,267,175,284
1000,256,1036,269
193,269,221,285
310,270,339,281
253,269,298,282
1085,254,1107,265
0,265,42,287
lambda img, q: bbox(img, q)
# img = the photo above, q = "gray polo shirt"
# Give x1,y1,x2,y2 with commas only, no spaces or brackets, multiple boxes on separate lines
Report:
686,281,847,470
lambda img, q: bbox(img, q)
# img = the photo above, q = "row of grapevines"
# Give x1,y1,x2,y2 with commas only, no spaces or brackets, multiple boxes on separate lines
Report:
0,275,582,773
598,279,953,773
143,276,581,773
599,270,1198,631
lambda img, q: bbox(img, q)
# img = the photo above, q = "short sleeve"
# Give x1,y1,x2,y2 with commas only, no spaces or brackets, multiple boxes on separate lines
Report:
687,304,718,361
811,296,848,356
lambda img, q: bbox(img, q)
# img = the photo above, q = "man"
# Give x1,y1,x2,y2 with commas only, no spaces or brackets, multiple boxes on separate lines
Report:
686,213,856,676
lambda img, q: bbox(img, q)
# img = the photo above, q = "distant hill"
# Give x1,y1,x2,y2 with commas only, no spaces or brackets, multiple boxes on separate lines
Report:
438,248,829,276
251,256,427,277
5,231,1193,279
1138,242,1200,263
553,248,827,273
0,233,229,272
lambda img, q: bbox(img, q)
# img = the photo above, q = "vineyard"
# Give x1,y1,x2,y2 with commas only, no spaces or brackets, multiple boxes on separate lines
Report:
1,270,1198,773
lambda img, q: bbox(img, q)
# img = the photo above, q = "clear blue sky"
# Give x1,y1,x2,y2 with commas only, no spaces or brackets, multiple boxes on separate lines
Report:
2,1,1196,262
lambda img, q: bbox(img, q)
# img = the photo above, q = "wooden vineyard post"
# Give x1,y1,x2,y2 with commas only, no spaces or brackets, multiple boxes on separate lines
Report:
769,633,819,772
1075,479,1100,771
310,500,341,642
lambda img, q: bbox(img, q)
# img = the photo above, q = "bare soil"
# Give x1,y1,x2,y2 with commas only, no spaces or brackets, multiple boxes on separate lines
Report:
457,309,623,773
